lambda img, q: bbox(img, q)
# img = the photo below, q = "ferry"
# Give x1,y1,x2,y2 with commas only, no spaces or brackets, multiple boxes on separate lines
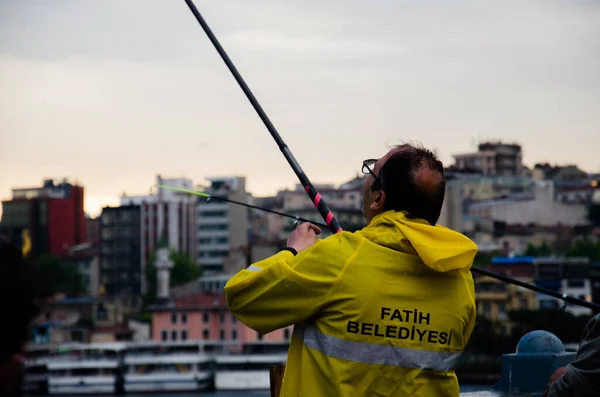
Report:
123,341,214,392
22,344,53,394
47,360,120,395
45,343,125,395
214,341,288,391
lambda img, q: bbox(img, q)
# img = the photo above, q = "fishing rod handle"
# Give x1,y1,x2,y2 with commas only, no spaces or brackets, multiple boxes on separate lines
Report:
280,146,342,234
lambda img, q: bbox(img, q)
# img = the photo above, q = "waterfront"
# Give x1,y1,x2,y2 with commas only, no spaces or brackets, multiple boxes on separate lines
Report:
25,384,493,396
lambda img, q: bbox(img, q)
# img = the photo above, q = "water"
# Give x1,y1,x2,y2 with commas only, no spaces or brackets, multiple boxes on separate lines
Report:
27,385,493,397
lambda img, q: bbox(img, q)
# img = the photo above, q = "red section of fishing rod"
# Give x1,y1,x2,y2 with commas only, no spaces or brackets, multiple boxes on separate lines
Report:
182,0,342,234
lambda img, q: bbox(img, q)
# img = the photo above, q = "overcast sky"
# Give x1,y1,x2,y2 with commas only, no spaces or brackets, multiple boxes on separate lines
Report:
1,0,599,216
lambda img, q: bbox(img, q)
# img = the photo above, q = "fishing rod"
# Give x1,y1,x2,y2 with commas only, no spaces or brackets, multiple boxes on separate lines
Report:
182,0,342,235
473,267,600,312
158,184,599,311
157,184,329,229
178,1,599,312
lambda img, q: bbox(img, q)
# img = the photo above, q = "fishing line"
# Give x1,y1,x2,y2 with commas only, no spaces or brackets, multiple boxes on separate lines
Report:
157,184,328,229
159,185,600,311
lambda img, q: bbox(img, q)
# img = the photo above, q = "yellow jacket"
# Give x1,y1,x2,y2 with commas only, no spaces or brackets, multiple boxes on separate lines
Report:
225,210,478,396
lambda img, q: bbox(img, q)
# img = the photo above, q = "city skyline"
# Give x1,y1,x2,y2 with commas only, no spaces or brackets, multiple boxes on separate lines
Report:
1,0,599,217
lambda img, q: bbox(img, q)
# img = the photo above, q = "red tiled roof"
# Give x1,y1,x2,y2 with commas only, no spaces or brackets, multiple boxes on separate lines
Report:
175,292,227,307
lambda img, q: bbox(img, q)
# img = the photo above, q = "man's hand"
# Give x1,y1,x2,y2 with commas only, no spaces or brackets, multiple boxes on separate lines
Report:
544,367,567,397
287,223,321,253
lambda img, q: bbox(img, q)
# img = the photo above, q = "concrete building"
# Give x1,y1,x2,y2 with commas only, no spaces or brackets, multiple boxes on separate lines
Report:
452,141,524,177
64,242,100,297
99,205,142,310
0,178,85,258
438,177,464,232
121,175,197,292
151,274,291,343
534,257,592,316
278,176,366,238
31,297,129,344
468,181,588,227
249,195,285,244
556,184,599,204
196,177,248,274
86,216,100,245
432,172,533,234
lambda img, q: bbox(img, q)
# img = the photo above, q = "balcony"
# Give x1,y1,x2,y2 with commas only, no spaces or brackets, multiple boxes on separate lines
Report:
199,243,230,252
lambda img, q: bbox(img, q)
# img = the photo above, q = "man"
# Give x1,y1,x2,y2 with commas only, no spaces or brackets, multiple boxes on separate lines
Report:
225,144,478,396
544,312,600,396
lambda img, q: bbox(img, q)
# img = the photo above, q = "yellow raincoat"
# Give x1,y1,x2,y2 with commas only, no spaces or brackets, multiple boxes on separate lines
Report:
225,210,478,396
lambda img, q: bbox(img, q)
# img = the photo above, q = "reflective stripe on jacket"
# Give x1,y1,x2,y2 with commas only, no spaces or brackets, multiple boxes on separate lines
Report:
225,210,478,397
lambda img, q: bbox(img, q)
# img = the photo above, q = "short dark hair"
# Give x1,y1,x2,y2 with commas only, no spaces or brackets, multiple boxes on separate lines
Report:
0,237,38,362
376,144,445,225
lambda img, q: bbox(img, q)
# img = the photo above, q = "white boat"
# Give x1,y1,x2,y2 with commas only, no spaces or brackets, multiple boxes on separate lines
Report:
214,353,287,390
47,361,119,395
123,340,215,393
45,342,125,395
22,344,53,394
124,355,212,392
22,362,49,394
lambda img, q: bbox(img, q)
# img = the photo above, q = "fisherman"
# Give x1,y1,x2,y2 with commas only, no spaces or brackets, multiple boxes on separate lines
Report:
544,312,600,397
225,143,478,396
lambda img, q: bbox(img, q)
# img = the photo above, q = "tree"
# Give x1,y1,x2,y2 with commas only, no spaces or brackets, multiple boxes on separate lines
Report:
565,240,600,262
538,241,553,256
31,255,85,298
524,242,553,257
524,243,539,256
473,250,502,266
169,251,201,287
508,309,591,344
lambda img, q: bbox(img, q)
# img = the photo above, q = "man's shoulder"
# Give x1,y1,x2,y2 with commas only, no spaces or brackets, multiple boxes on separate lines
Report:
317,229,365,246
299,231,365,264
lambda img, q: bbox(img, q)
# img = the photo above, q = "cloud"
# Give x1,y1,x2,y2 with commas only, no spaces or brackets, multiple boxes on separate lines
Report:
0,0,599,218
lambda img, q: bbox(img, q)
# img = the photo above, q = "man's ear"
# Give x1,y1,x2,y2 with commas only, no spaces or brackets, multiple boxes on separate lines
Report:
369,190,386,212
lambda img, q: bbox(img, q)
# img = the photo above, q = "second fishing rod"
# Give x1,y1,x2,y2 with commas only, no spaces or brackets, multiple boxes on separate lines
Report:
158,185,600,312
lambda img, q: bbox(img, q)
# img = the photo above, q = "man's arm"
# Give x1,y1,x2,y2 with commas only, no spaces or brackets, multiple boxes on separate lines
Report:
546,314,600,397
224,231,357,335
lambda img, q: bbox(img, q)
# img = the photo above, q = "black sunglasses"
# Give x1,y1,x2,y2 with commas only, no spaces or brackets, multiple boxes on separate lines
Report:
362,159,377,177
362,159,381,190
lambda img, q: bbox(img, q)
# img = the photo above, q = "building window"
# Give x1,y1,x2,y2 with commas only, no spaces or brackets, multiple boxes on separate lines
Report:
171,313,177,324
219,312,225,324
181,313,187,324
203,312,209,323
161,330,167,341
284,328,290,340
220,330,225,340
71,330,84,342
232,330,237,340
181,330,188,341
519,298,528,309
231,314,237,323
257,333,263,341
203,330,209,339
171,330,178,341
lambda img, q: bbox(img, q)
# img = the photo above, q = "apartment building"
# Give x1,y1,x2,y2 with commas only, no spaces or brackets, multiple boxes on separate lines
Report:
452,141,524,177
196,177,248,274
120,175,197,291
